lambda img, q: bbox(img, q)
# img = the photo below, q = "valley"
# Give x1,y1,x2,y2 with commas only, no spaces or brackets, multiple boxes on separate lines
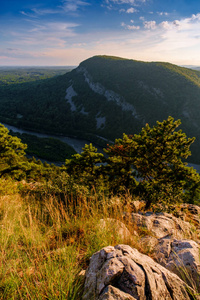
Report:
1,55,200,164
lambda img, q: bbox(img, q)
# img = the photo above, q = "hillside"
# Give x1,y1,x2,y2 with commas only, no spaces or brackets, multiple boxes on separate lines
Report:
1,56,200,162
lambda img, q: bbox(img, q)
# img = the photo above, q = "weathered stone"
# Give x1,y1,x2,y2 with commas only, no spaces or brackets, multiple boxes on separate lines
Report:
83,244,197,300
96,258,124,295
139,235,158,252
154,237,200,291
99,285,137,300
83,246,115,300
131,212,195,239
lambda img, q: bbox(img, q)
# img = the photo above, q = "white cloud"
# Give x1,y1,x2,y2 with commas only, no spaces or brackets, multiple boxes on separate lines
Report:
144,21,156,29
120,7,138,13
173,20,181,27
190,13,200,21
127,24,140,29
106,0,146,5
160,21,171,30
126,7,138,13
157,12,168,16
121,22,140,30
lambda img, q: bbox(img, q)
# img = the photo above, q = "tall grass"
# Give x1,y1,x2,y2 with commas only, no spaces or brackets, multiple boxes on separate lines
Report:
0,181,138,299
0,180,199,299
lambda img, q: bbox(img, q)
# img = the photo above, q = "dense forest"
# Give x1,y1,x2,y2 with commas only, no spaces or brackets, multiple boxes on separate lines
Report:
0,66,75,85
1,56,200,163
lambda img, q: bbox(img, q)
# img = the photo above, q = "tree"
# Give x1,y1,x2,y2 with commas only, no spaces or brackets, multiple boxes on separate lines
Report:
104,135,137,193
0,124,27,178
65,144,105,188
106,116,200,207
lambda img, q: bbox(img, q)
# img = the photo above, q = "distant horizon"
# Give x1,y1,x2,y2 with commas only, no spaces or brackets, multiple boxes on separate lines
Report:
0,65,77,68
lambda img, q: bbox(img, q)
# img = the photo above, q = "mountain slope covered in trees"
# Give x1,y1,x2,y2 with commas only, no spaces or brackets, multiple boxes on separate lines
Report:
1,55,200,162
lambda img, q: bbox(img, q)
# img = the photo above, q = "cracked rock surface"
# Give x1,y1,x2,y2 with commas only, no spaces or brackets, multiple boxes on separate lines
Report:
131,212,195,239
154,237,200,291
82,244,198,300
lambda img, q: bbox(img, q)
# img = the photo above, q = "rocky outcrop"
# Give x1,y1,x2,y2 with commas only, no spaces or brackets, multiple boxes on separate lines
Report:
65,85,77,112
130,212,195,239
180,204,200,238
154,237,200,291
83,244,197,300
77,66,139,118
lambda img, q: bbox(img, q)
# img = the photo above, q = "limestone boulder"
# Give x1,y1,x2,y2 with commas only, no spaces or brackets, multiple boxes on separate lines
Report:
154,237,200,291
83,244,197,300
131,212,195,239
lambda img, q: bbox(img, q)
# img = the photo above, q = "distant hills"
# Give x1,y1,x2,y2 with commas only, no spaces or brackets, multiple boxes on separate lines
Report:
1,55,200,163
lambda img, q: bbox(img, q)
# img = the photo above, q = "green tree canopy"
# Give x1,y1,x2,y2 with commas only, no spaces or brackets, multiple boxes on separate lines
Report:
105,116,200,207
65,143,105,188
0,124,28,178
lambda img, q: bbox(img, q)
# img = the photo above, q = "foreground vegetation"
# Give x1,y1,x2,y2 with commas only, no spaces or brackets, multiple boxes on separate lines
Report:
0,117,200,298
0,181,199,299
0,179,145,299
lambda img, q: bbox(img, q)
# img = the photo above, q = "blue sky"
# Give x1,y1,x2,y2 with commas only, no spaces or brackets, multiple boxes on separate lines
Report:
1,0,200,66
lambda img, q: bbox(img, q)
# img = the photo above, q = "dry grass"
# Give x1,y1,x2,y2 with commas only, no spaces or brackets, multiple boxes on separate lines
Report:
0,181,141,299
0,180,199,299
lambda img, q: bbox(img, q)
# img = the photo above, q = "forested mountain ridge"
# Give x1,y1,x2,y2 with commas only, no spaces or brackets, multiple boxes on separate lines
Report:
1,55,200,162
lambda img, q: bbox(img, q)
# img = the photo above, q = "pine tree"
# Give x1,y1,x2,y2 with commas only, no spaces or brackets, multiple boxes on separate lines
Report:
0,124,27,178
106,117,200,207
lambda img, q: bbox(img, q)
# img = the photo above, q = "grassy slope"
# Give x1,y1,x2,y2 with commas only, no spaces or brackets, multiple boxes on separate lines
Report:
0,179,199,299
0,180,139,299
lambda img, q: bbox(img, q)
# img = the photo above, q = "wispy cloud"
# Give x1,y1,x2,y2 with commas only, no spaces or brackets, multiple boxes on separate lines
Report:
157,12,169,16
106,0,145,4
6,21,80,49
120,7,138,13
121,21,140,30
20,0,90,18
61,0,90,12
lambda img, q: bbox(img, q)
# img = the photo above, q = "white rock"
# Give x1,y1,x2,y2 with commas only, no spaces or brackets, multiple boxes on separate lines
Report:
83,244,197,300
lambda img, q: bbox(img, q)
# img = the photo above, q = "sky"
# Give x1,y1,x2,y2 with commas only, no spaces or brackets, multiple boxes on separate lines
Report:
1,0,200,66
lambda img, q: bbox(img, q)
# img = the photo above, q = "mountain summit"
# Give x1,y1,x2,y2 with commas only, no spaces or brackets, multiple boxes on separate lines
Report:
1,55,200,162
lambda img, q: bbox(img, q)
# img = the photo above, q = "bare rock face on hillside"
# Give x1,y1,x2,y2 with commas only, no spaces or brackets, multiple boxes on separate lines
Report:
130,212,195,239
82,244,197,300
154,237,200,291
